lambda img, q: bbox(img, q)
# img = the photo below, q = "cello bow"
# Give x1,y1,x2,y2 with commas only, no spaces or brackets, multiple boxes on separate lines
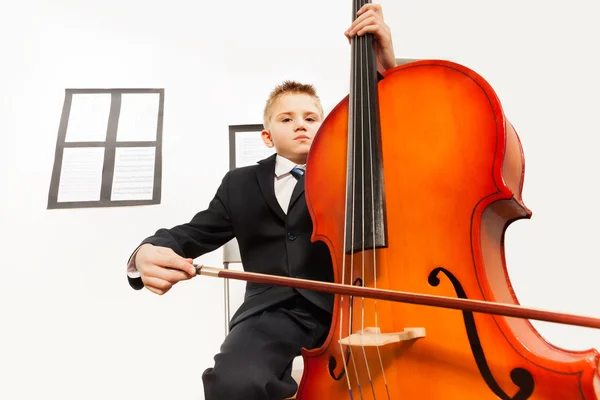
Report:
194,264,600,329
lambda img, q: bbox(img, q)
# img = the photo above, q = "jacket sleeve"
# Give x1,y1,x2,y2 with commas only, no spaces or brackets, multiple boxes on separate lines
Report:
127,172,235,290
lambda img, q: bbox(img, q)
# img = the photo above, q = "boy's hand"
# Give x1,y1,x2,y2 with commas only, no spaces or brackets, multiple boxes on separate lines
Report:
345,3,397,72
134,244,197,295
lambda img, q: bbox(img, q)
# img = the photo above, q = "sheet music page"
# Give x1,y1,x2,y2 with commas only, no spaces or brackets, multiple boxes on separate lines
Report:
110,147,155,201
116,93,160,142
57,147,105,202
65,93,111,142
235,131,275,167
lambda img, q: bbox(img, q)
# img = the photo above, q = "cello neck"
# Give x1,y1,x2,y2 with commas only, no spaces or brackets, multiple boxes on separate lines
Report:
345,0,388,254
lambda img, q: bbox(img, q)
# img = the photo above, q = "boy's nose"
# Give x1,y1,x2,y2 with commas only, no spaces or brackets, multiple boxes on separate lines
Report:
294,121,307,131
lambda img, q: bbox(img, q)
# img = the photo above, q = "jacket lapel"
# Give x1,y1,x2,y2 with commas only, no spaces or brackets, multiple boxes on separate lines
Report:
288,173,305,212
256,154,286,221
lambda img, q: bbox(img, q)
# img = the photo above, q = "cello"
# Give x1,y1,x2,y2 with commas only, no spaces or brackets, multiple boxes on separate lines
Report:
197,0,600,397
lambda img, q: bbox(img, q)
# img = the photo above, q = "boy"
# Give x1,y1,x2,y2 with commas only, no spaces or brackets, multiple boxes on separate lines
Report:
126,4,398,399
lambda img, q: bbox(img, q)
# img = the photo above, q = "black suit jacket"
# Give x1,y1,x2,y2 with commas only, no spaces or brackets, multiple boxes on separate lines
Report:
128,154,334,328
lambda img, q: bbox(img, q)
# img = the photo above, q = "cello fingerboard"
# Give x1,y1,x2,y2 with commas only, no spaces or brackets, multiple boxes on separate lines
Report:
345,1,388,254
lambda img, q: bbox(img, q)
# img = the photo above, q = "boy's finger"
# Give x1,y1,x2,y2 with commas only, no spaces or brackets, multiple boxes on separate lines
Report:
150,265,194,283
143,276,173,295
153,248,196,275
348,10,370,32
140,257,196,282
357,3,382,18
145,286,163,295
153,252,196,275
347,11,381,36
349,18,383,38
355,24,385,39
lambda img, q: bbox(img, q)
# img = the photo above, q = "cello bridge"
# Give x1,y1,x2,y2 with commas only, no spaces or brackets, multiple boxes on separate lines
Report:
338,326,426,347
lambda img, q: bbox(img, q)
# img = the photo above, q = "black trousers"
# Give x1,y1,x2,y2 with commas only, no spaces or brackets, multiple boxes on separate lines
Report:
202,294,331,400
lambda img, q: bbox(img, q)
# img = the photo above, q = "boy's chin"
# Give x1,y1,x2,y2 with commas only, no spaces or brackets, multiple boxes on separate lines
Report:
279,150,309,162
279,147,309,156
293,150,310,158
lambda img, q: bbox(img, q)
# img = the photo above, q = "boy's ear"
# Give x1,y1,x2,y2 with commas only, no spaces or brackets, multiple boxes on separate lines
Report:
261,129,274,148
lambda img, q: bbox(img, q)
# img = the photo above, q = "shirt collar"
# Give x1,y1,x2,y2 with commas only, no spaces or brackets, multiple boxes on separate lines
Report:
275,154,305,178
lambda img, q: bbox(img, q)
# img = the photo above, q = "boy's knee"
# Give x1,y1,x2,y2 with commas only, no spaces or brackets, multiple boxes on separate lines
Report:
202,364,274,400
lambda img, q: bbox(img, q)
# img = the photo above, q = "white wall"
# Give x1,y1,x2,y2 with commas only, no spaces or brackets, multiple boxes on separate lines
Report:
1,0,599,398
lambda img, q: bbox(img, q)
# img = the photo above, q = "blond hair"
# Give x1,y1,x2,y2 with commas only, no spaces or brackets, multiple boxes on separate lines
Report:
263,80,324,128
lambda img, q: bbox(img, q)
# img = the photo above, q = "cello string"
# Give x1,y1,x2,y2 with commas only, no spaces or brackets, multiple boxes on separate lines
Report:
348,14,365,396
357,12,377,398
339,55,355,400
363,8,390,396
339,2,363,395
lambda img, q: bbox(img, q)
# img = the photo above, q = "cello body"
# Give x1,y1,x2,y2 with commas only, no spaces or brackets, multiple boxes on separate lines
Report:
299,59,600,399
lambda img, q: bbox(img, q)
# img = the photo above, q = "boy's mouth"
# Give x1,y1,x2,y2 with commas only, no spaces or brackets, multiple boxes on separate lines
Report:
294,134,310,140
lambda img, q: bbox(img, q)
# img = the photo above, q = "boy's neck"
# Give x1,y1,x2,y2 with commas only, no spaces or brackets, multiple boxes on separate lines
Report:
279,153,307,165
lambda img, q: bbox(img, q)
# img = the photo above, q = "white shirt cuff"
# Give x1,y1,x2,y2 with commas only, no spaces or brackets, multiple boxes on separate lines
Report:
126,246,143,279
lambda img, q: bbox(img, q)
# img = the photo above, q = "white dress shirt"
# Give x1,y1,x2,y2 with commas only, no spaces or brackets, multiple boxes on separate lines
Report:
273,155,305,213
126,154,304,279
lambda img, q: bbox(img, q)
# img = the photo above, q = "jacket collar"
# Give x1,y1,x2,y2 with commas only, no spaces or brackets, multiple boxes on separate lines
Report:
256,154,305,220
274,155,305,178
256,154,286,221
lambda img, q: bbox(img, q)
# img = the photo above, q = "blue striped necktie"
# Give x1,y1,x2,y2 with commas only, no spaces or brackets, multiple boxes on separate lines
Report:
290,167,305,180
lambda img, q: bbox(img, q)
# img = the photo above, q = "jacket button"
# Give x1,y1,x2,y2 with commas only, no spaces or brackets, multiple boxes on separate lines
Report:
287,232,296,241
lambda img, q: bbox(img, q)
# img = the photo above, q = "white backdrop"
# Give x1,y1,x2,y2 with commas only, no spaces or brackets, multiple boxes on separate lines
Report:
1,0,599,399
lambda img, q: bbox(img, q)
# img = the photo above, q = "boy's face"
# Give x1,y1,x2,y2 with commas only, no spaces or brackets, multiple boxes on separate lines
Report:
261,93,322,164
